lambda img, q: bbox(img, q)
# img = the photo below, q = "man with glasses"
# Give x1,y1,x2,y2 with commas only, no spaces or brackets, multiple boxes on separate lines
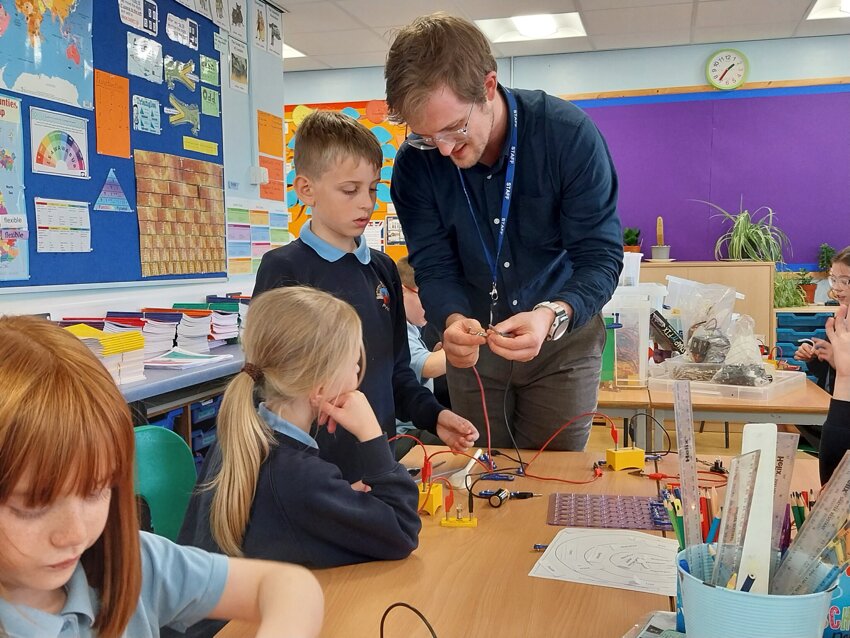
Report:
386,13,622,452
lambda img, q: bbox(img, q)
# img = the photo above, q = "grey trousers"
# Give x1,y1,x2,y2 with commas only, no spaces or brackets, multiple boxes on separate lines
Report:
446,314,605,451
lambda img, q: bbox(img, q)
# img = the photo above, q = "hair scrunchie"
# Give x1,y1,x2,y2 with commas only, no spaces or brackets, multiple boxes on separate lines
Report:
241,362,264,383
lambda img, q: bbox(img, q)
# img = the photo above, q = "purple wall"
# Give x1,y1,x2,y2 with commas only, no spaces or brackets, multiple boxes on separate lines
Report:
580,89,850,264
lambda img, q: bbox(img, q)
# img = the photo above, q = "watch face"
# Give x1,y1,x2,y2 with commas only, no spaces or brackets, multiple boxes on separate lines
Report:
706,49,748,90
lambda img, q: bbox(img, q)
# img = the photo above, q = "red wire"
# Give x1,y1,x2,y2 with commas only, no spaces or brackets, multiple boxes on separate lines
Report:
470,365,494,468
426,448,492,474
524,411,617,471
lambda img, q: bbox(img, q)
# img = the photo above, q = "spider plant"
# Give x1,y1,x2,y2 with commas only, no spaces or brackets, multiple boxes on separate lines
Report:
774,272,805,308
698,198,792,263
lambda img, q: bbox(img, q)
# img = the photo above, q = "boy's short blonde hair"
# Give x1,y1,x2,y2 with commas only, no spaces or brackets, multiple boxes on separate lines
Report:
385,13,496,123
396,256,416,290
294,110,383,179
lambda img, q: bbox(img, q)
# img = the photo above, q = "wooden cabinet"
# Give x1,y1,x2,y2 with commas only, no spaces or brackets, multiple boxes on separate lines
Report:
640,260,776,345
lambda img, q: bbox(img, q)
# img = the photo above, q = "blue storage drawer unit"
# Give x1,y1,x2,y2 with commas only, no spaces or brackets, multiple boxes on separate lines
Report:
191,427,217,452
776,312,833,329
148,407,183,431
191,395,223,424
775,327,827,342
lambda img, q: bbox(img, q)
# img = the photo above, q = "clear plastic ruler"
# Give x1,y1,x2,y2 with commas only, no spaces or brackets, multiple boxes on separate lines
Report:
711,450,761,587
737,423,777,593
673,381,702,548
771,451,850,595
770,432,799,578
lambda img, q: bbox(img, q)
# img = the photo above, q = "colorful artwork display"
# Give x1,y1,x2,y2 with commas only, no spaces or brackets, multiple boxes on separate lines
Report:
134,150,226,277
284,99,407,259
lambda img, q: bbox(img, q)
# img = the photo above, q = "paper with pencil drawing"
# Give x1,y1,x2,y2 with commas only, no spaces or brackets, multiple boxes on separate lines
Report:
529,528,679,596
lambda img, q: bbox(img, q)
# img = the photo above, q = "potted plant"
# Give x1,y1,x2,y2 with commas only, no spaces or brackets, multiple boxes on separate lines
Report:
651,215,670,260
623,227,642,253
774,273,805,308
796,268,817,304
818,243,836,273
699,198,792,262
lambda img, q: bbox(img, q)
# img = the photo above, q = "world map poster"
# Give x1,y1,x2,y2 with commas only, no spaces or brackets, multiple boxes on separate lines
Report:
0,0,94,109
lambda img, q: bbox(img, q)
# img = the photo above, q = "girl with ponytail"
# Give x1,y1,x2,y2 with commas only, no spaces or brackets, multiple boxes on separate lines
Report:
179,286,420,570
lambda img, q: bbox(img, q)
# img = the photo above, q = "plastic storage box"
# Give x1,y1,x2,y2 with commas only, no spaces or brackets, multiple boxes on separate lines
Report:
648,368,806,401
191,395,222,424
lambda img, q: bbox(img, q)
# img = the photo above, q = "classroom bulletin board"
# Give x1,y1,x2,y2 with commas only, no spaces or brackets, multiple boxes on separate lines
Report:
0,0,227,289
283,99,409,262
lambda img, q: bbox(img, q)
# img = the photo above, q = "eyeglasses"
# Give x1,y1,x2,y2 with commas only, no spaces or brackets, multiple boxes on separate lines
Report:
406,102,475,151
828,274,850,289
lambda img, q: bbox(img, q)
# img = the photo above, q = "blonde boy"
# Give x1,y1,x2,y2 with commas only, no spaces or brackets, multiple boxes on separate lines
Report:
253,111,476,481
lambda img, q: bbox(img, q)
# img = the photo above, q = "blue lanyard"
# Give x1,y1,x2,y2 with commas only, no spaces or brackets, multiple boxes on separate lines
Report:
457,88,518,321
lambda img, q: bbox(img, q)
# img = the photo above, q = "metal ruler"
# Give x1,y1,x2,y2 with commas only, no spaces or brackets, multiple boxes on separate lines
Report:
771,451,850,595
770,432,799,578
710,450,761,587
673,381,702,548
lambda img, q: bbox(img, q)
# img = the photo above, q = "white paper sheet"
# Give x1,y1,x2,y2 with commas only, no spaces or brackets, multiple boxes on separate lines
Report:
529,528,680,596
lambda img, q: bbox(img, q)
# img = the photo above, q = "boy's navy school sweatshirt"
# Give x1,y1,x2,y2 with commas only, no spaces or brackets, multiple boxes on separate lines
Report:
252,225,445,481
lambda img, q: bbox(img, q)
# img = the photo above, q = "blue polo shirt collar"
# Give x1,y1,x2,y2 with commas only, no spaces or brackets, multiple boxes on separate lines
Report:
0,562,95,637
259,402,319,449
300,220,371,265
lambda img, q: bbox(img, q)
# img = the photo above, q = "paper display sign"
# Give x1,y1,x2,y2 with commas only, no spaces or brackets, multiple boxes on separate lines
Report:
133,95,161,134
127,33,163,84
229,38,249,93
166,13,199,50
118,0,159,36
266,5,283,57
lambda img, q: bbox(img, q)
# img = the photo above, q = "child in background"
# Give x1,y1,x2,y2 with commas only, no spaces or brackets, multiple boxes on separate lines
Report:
180,286,421,569
819,303,850,483
795,246,850,393
253,110,477,482
0,315,323,638
395,256,447,458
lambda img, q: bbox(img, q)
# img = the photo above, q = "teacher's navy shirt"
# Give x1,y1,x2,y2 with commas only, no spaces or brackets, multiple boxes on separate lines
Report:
391,85,623,331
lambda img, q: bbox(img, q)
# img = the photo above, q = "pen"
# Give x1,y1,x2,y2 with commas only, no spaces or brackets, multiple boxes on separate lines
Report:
740,574,756,592
533,544,548,551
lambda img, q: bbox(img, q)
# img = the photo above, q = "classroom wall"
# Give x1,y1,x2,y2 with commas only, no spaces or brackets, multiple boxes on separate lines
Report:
283,35,850,102
5,34,849,316
2,3,284,317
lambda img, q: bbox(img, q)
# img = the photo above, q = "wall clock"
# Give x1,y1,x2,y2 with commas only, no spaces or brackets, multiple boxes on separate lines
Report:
706,49,748,90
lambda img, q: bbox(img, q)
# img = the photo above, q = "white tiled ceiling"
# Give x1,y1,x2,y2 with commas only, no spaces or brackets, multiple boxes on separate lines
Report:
280,0,850,71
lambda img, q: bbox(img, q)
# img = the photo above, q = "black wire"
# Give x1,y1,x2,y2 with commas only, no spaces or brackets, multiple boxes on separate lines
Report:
500,362,527,471
627,411,672,456
379,602,438,638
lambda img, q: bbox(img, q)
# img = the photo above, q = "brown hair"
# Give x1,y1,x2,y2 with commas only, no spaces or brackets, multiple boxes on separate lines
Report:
396,256,416,289
294,110,383,179
385,12,496,123
0,316,141,638
209,286,365,556
833,246,850,269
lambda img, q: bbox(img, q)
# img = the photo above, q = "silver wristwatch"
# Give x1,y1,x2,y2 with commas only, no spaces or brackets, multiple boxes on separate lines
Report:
533,301,570,341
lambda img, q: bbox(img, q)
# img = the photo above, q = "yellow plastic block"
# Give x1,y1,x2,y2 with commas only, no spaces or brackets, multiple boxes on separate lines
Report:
418,482,443,516
606,446,646,471
440,515,478,528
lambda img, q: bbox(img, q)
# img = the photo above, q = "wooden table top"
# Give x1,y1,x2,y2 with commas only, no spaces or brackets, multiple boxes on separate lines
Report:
215,449,669,638
598,386,651,409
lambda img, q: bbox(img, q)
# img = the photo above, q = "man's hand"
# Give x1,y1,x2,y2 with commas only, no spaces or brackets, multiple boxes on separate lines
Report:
487,306,554,362
435,409,478,452
442,315,487,368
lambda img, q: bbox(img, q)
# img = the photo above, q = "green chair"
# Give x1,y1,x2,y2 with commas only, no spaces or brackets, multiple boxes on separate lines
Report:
134,425,198,541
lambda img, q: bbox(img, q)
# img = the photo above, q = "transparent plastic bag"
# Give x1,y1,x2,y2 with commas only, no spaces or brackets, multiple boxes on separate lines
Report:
686,319,730,363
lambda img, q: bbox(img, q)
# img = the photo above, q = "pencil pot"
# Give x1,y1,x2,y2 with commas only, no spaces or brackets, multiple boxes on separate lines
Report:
677,544,837,638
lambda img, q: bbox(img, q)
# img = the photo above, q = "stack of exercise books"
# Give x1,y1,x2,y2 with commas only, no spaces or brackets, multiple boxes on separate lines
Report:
107,311,181,359
173,302,242,349
64,323,146,385
144,347,234,369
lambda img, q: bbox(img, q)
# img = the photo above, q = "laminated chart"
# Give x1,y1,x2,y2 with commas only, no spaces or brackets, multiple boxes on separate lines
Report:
134,150,225,277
